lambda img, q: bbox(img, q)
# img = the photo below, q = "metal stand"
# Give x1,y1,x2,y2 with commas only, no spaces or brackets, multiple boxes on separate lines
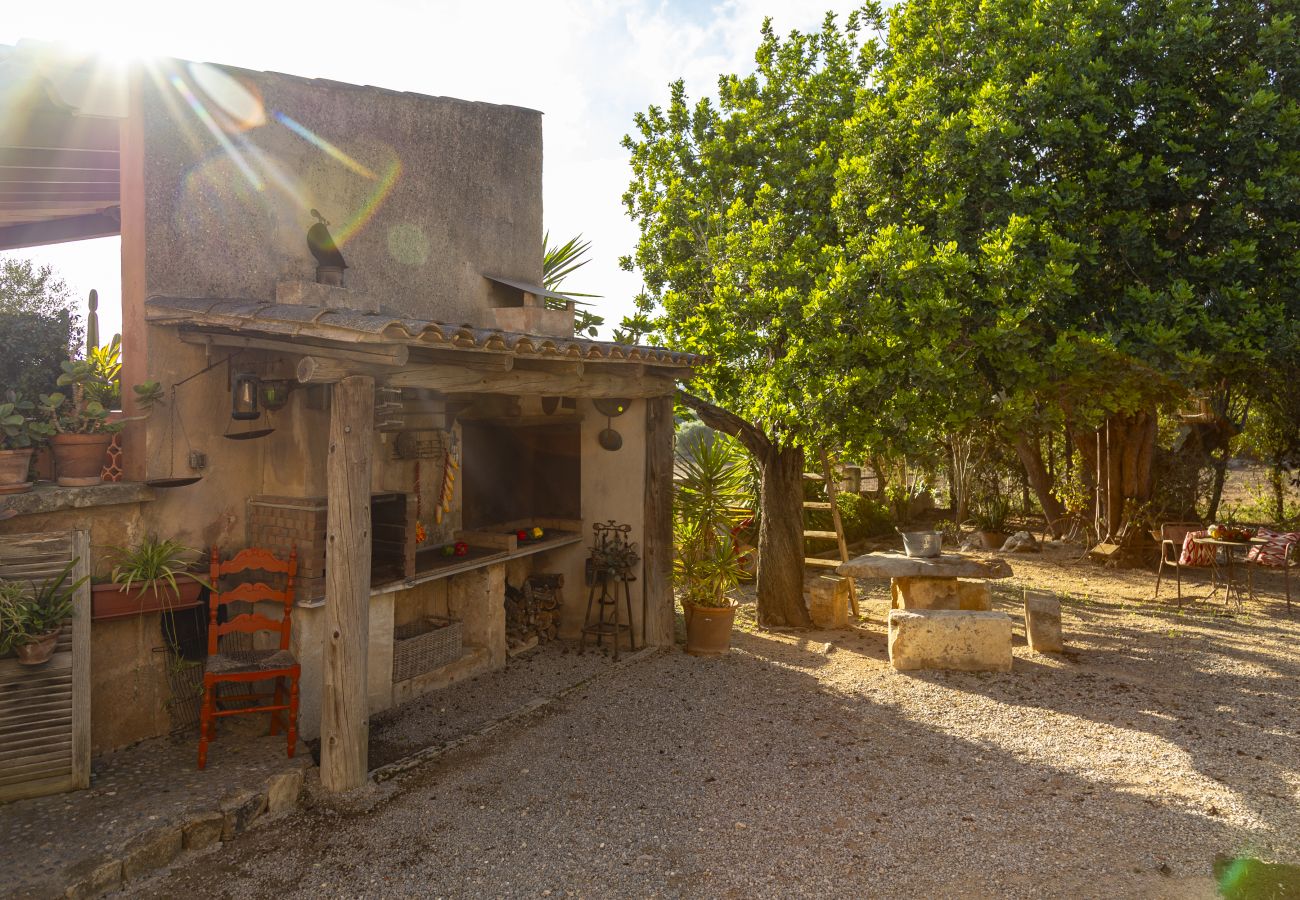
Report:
579,521,640,660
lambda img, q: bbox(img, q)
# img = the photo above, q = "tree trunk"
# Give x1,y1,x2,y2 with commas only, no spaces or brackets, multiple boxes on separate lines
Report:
1013,433,1067,538
1206,451,1229,522
1270,458,1286,524
754,444,812,627
677,391,811,628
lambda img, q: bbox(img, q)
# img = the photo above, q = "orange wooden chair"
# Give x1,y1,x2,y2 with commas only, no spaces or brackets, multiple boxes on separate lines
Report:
198,546,299,770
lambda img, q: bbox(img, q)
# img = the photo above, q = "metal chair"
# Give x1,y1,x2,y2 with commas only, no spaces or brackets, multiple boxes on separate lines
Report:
198,546,299,770
1155,522,1211,607
1246,529,1299,612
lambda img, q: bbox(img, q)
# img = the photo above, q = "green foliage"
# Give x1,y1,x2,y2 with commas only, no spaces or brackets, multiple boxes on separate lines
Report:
542,231,604,338
108,537,208,601
673,431,752,608
0,398,51,450
83,335,122,410
971,494,1013,533
0,260,81,402
837,0,1300,433
0,561,85,653
623,9,920,454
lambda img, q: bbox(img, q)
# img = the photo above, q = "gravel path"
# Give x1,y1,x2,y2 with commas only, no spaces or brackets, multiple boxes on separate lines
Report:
130,545,1300,898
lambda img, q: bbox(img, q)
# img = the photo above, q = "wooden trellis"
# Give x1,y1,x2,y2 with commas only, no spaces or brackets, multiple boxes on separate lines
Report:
0,531,91,803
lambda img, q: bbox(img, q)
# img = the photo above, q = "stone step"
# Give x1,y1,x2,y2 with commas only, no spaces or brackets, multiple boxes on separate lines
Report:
887,609,1013,673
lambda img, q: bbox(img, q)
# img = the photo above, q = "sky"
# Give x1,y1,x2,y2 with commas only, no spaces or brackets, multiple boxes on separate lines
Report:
1,0,863,341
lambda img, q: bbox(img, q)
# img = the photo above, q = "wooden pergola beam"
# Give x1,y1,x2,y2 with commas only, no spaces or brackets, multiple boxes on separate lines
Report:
179,330,409,367
296,355,675,398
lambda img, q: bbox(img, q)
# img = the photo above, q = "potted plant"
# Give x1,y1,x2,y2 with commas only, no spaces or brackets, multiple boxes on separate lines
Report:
0,398,49,494
39,359,159,486
972,495,1013,550
673,432,752,656
0,561,85,666
95,536,209,621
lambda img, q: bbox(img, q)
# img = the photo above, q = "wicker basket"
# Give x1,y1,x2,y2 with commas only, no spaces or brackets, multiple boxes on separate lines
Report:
392,616,462,682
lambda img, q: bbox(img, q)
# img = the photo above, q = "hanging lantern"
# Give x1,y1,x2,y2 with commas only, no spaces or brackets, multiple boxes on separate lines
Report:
258,379,291,412
231,373,261,420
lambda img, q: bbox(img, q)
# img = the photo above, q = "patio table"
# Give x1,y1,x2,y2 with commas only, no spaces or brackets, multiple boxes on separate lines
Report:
1192,536,1254,611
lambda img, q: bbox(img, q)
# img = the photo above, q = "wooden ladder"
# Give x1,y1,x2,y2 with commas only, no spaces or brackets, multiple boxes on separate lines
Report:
803,449,860,618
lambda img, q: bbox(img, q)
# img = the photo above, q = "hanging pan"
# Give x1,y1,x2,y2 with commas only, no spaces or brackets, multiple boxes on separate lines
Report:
145,386,202,488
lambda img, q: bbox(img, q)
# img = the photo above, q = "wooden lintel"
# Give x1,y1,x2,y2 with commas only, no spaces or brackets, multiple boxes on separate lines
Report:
182,331,410,367
407,348,514,372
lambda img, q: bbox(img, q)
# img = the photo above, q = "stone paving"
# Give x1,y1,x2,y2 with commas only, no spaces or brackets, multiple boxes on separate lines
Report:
2,730,312,899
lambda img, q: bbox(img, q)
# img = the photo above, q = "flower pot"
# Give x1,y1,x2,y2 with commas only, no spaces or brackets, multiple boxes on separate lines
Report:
980,530,1008,550
15,630,60,666
92,579,204,622
0,447,33,494
684,602,737,657
50,433,114,486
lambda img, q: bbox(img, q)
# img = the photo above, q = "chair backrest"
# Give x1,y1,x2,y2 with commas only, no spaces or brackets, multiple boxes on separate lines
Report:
207,546,297,656
1161,522,1202,545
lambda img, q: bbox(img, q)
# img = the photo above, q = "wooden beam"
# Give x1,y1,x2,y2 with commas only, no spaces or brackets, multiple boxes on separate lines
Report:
70,530,91,790
0,210,120,251
642,395,675,647
181,331,409,367
320,376,374,792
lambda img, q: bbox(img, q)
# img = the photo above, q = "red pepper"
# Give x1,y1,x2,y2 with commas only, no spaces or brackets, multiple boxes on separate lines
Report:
516,530,529,541
454,541,469,557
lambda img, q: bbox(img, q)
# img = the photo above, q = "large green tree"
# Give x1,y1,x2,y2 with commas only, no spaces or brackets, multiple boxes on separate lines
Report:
623,12,889,625
838,0,1300,539
0,259,80,402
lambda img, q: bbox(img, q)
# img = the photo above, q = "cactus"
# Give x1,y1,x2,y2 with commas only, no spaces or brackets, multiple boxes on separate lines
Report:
86,289,99,354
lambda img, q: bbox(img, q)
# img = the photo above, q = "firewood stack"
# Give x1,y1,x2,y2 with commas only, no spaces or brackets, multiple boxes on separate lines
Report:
504,574,565,651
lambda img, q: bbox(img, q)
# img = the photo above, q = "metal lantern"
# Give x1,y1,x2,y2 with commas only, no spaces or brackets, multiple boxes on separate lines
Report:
258,379,291,412
231,373,261,420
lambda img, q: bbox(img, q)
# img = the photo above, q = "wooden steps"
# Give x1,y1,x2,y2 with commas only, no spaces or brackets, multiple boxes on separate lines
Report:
802,501,832,510
803,530,839,541
804,557,842,569
802,450,859,618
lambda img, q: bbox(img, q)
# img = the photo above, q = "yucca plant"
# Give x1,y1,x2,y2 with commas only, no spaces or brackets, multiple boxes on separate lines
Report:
0,562,84,655
673,431,754,608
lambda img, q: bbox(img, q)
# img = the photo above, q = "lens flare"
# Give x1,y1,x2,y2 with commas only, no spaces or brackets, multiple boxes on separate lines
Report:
273,111,378,180
332,158,403,245
187,62,266,130
170,74,264,191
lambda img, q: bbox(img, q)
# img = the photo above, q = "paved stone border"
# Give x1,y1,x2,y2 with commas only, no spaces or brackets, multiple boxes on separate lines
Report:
60,766,309,900
371,645,663,783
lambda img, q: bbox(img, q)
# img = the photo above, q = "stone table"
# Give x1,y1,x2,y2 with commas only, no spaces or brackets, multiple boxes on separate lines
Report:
837,551,1013,611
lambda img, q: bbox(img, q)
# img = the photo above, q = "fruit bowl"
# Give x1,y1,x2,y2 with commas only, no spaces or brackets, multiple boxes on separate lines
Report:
1208,524,1256,542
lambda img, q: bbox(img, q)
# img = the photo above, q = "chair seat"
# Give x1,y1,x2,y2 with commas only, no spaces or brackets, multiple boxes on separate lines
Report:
207,648,298,676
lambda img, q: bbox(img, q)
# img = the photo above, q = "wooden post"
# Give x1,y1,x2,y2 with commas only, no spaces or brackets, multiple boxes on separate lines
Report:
642,394,675,646
70,530,91,789
118,65,148,481
321,376,375,792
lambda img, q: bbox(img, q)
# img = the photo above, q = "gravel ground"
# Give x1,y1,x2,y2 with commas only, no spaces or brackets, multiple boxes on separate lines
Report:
368,644,613,770
130,544,1300,898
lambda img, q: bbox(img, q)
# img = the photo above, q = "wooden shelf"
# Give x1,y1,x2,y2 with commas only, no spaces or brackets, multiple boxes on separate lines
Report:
370,530,583,596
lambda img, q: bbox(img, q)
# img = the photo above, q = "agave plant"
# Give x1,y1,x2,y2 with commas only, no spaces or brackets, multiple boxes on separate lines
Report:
0,562,85,654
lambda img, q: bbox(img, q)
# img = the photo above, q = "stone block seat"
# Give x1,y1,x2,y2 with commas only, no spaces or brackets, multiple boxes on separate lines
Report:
887,608,1013,672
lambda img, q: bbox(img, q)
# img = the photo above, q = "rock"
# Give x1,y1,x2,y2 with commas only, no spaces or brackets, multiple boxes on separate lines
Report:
887,609,1013,672
1003,531,1041,553
959,535,983,553
221,790,267,840
265,769,305,815
891,577,991,611
120,826,182,881
1024,590,1064,653
182,810,226,851
63,855,122,899
804,575,849,629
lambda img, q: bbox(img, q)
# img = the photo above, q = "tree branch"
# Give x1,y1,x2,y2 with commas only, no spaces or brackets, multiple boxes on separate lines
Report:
677,390,771,458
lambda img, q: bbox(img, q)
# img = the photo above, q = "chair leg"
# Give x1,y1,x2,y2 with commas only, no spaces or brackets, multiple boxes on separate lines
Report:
624,578,637,651
270,676,284,736
1175,565,1182,609
287,676,299,759
197,680,214,770
1155,558,1164,598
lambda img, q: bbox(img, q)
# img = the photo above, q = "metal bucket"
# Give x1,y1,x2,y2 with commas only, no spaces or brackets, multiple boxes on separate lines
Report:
899,530,943,558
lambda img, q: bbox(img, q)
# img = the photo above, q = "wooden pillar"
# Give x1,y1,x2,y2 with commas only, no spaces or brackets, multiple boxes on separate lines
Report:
321,376,374,792
642,394,675,646
118,65,148,481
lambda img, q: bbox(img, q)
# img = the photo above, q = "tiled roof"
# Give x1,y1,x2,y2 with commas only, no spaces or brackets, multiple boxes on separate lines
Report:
144,297,704,368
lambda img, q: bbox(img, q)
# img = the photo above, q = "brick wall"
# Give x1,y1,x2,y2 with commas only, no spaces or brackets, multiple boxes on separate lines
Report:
247,496,328,602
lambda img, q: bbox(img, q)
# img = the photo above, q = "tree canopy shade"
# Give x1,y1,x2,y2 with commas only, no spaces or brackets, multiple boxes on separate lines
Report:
622,11,893,625
836,0,1300,537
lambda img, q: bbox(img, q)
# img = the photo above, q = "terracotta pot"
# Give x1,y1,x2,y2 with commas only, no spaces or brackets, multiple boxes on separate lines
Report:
684,602,737,657
15,630,60,666
50,433,113,486
980,530,1008,550
92,578,204,622
0,447,33,493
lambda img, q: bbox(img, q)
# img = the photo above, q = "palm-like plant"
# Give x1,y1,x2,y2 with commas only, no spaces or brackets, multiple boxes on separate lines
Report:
673,432,754,608
543,231,604,337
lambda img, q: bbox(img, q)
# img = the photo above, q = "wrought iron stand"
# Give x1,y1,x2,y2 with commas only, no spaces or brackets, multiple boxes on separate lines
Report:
580,521,639,660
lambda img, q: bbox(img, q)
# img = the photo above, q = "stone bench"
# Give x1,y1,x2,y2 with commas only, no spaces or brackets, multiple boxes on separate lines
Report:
804,575,849,628
887,609,1013,672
